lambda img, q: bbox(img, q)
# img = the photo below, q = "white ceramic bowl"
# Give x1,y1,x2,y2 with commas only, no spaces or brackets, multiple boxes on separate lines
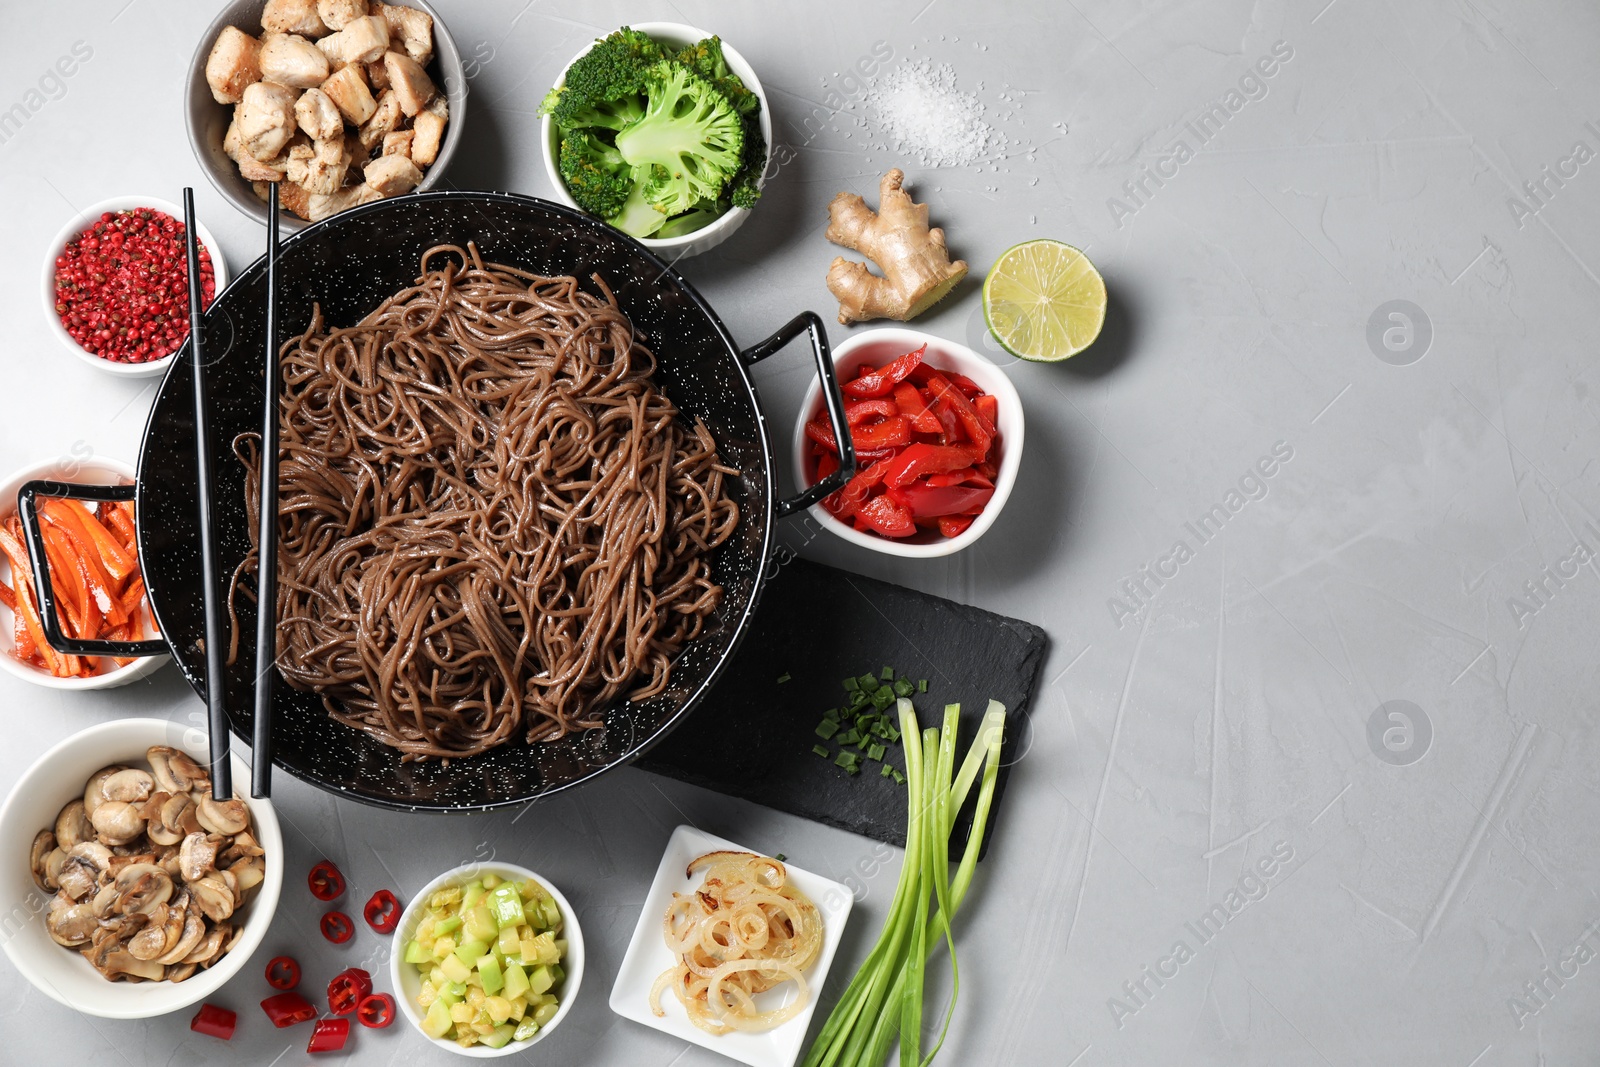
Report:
0,457,168,690
390,862,586,1057
0,717,283,1019
540,22,772,259
792,327,1026,559
41,196,230,380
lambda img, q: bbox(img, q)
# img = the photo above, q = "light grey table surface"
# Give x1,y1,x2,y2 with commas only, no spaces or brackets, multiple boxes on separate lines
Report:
0,0,1594,1064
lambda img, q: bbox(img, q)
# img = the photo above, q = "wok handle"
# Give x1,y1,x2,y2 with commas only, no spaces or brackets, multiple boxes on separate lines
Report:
17,479,167,658
740,311,857,517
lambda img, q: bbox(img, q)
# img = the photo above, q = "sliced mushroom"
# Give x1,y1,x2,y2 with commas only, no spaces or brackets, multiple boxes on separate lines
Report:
227,855,266,895
166,962,199,983
88,945,165,983
157,846,184,881
45,894,99,947
220,867,241,909
114,863,173,916
179,833,220,883
196,797,249,837
189,874,235,923
147,747,207,796
55,800,95,849
222,923,247,954
181,924,228,967
42,846,67,891
107,851,158,877
90,800,145,846
143,793,183,846
154,896,207,965
101,769,154,804
57,842,112,901
219,830,265,866
83,766,127,816
30,830,56,891
129,902,186,962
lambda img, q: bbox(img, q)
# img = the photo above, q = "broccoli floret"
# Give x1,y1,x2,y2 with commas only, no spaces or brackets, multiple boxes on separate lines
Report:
655,204,721,239
614,61,744,216
727,115,766,209
539,27,667,128
558,131,634,219
610,168,669,238
677,36,759,117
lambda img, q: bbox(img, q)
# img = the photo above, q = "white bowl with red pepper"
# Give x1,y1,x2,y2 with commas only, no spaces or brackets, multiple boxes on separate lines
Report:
792,327,1025,559
41,196,229,379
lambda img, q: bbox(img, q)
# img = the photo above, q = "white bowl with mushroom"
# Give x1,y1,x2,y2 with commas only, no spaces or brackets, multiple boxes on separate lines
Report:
0,718,281,1019
186,0,466,229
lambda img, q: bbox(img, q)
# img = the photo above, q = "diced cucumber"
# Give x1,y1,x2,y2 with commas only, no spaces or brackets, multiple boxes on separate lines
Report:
422,998,453,1039
403,939,431,964
532,1001,559,1027
477,953,504,995
452,938,489,966
464,904,497,944
528,964,553,995
513,1017,539,1041
462,881,486,910
488,883,528,929
496,926,521,957
502,960,530,1000
439,953,472,985
432,934,456,960
432,915,462,936
481,1023,516,1049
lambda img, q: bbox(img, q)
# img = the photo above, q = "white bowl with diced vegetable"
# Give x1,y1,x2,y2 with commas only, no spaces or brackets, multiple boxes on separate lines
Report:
390,862,584,1057
539,22,772,259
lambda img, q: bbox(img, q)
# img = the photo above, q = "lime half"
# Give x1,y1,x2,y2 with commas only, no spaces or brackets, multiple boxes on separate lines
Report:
982,240,1107,361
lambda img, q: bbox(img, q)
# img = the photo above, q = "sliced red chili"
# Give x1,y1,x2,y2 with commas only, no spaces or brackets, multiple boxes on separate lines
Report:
308,860,346,902
938,515,976,538
191,1003,237,1040
855,494,916,538
357,991,396,1029
320,910,354,944
848,415,912,452
265,955,301,990
844,398,898,426
328,967,374,1015
363,889,401,934
307,1017,350,1054
261,991,317,1028
842,345,925,398
893,381,941,433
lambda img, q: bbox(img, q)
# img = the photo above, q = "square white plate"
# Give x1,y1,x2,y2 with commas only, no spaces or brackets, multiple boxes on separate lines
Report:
609,825,854,1067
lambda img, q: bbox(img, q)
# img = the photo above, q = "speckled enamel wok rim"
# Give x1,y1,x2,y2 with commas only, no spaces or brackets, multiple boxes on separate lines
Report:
122,189,851,813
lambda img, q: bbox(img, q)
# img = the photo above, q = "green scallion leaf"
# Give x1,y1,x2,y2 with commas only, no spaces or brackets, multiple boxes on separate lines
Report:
881,763,895,778
867,743,886,761
880,666,895,680
858,674,879,691
777,672,792,684
918,679,928,693
813,744,831,758
842,676,859,692
815,720,839,740
893,678,914,697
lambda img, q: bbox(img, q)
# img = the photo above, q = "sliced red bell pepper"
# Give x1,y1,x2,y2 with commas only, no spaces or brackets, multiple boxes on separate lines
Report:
938,515,976,538
923,373,995,456
855,494,916,538
884,444,983,489
828,455,896,519
844,398,898,426
842,345,926,398
357,992,396,1029
261,991,317,1028
307,1017,350,1054
191,1003,237,1040
975,393,999,426
889,483,995,519
848,415,912,452
893,381,941,433
805,415,841,454
814,449,839,483
931,394,963,444
907,364,982,395
924,468,994,489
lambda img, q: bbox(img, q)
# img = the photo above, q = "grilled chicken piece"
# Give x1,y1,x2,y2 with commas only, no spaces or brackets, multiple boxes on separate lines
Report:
376,4,433,65
261,0,327,38
286,138,348,195
363,154,423,196
317,14,389,66
381,50,435,117
278,180,313,219
365,58,390,92
258,33,329,88
357,89,401,148
237,81,300,161
205,27,262,104
316,0,367,31
293,87,342,141
381,129,413,158
409,96,446,166
321,64,376,125
307,183,382,222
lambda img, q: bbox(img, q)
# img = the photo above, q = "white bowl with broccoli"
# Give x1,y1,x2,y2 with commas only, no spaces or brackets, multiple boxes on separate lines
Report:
539,23,771,258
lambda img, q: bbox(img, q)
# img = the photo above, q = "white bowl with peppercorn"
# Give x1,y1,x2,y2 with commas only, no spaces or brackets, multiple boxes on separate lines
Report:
41,196,229,379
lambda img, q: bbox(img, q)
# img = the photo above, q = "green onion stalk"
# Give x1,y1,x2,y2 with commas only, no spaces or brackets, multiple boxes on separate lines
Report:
801,698,1006,1067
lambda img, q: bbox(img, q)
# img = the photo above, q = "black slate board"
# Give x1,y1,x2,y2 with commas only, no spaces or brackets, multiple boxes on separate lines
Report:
636,558,1049,858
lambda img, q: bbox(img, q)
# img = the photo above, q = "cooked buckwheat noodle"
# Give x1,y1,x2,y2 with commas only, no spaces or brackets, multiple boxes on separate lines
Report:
234,243,739,760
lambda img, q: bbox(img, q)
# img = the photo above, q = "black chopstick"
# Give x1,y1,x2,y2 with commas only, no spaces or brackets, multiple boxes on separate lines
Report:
184,189,232,802
251,184,282,799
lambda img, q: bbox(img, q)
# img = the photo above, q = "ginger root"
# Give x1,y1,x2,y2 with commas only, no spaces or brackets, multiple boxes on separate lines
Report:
824,169,968,326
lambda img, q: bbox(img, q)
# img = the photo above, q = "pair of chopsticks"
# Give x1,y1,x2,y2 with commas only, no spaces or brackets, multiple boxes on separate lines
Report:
183,187,282,801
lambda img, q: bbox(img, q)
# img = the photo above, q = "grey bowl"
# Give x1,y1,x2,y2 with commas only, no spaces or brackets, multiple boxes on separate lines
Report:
185,0,466,230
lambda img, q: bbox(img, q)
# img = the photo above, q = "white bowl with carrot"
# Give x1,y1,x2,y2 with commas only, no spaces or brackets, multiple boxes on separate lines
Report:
0,458,167,689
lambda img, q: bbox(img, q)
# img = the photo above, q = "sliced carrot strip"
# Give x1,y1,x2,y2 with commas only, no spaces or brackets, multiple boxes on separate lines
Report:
106,503,138,551
60,499,136,581
40,505,128,626
40,527,91,637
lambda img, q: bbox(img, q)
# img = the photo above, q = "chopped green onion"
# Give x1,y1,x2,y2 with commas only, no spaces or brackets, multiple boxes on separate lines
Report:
918,679,928,693
815,719,839,740
824,707,842,722
813,744,831,758
776,854,787,863
867,743,886,761
836,728,860,746
858,673,879,691
842,676,859,692
871,686,895,710
893,678,914,697
881,764,895,778
892,769,906,784
880,666,895,680
777,672,792,684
